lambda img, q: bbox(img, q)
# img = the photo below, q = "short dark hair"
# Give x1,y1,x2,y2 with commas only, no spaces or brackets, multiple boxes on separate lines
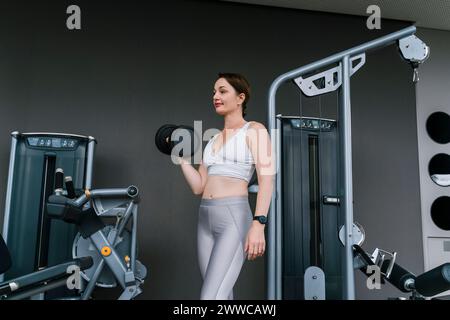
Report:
217,73,251,118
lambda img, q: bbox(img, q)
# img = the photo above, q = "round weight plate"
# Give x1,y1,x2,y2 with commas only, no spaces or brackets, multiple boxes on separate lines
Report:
73,225,132,288
155,124,177,155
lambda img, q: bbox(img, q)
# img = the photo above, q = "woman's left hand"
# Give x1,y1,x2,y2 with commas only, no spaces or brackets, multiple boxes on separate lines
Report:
244,222,266,260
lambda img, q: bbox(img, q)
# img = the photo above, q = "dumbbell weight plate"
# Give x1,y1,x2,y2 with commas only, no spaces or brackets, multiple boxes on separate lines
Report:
155,124,177,155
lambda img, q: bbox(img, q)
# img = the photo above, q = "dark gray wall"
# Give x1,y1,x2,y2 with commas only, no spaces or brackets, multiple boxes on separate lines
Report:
0,0,422,299
350,47,424,299
416,28,450,279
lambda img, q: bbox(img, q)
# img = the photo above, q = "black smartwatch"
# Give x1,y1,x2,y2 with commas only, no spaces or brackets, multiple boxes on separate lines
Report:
253,215,268,225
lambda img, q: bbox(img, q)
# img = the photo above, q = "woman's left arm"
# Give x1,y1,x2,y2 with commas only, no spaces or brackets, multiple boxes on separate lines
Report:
245,122,275,261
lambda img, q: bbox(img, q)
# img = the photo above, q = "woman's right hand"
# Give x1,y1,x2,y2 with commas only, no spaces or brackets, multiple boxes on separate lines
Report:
178,159,207,196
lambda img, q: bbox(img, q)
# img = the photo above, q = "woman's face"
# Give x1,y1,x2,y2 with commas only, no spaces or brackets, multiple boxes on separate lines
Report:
213,78,245,116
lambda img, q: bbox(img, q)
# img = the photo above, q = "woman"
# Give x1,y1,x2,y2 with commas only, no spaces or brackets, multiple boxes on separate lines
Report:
178,73,274,300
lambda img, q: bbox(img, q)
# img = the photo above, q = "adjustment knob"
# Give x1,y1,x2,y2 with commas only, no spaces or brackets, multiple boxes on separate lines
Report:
127,185,139,198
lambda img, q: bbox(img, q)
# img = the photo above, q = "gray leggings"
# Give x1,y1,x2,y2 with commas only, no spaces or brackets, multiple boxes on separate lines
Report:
197,196,252,300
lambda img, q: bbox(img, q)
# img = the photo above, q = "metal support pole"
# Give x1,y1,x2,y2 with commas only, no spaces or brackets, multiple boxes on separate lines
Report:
340,55,355,300
0,133,18,283
267,25,417,300
85,137,96,189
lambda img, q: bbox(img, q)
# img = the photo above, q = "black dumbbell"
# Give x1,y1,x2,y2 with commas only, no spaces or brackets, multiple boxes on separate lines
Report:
155,124,199,157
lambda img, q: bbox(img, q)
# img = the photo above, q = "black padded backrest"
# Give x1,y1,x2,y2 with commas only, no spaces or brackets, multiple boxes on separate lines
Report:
0,234,12,274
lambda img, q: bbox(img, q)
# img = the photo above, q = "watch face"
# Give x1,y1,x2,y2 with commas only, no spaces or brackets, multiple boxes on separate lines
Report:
256,216,267,224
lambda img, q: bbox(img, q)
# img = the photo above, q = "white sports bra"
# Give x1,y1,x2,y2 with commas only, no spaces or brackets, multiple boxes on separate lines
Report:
203,122,255,182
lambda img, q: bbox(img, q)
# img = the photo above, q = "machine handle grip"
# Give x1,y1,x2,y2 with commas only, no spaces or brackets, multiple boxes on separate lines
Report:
415,263,450,297
64,176,76,199
55,168,64,194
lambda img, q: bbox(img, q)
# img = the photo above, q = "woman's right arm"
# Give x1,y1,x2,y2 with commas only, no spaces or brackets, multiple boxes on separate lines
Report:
179,159,207,196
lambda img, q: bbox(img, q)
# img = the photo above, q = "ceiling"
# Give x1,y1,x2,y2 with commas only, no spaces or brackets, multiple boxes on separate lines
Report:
222,0,450,31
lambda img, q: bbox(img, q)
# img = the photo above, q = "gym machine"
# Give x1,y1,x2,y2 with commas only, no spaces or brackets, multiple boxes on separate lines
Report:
1,132,147,299
280,117,341,299
1,167,147,300
353,243,450,300
45,169,147,299
1,234,93,300
267,26,430,299
1,132,95,283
